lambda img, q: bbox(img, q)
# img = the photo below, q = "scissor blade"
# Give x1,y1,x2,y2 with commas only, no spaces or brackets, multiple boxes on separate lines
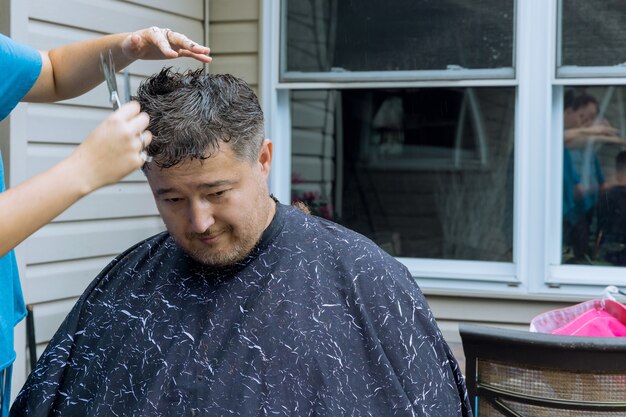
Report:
100,51,121,110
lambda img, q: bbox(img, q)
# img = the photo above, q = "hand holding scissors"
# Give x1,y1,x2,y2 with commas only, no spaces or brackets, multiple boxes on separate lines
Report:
100,50,152,162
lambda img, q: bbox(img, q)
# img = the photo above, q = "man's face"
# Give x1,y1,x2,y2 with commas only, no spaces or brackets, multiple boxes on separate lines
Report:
145,140,274,267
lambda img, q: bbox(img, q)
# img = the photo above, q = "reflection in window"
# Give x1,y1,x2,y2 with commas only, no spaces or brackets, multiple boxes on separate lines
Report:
284,0,514,73
560,0,626,67
562,87,626,266
290,88,515,261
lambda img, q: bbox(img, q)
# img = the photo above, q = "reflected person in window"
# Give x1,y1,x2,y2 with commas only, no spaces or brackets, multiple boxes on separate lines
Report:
562,90,618,263
11,70,472,417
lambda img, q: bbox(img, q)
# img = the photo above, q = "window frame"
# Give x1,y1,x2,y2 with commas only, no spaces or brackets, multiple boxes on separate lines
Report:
555,0,626,79
279,0,517,82
262,0,623,298
548,0,626,289
548,83,626,287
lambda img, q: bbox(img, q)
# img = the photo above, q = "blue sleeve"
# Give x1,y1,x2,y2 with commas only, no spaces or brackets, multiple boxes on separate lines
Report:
563,148,580,185
0,33,43,121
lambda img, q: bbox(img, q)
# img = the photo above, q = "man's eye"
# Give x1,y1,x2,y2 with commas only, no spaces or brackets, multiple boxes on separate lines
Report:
165,197,183,203
210,190,229,198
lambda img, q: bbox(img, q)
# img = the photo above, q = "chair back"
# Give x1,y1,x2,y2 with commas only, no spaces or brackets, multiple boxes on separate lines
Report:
459,323,626,416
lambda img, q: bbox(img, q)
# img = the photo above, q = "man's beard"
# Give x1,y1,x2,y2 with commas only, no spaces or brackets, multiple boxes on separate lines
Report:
177,226,260,268
172,191,274,268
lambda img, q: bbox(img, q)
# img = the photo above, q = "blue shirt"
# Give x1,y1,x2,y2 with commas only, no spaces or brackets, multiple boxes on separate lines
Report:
0,33,42,120
568,147,605,214
0,33,42,415
563,148,581,224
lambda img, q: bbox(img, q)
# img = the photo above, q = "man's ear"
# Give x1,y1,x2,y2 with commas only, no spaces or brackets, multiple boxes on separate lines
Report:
258,139,272,176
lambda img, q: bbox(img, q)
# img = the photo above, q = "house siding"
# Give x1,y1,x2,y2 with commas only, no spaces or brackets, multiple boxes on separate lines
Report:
431,295,575,372
208,0,260,92
6,0,206,394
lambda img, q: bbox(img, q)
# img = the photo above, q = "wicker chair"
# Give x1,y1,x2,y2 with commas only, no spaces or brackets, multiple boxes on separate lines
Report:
459,323,626,416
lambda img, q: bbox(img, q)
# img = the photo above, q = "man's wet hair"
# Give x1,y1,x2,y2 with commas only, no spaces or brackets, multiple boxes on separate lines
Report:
135,68,264,168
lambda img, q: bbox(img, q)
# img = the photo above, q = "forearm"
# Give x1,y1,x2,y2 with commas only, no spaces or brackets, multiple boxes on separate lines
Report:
21,27,210,103
0,101,150,257
0,156,91,257
24,33,133,103
563,128,577,144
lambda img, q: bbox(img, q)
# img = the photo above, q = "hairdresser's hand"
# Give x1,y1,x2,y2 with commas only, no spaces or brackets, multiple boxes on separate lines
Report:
122,26,211,63
70,101,152,193
587,120,619,137
580,124,619,136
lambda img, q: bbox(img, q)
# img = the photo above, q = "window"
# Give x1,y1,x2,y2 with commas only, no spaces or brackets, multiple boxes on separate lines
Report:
559,0,626,77
556,0,626,272
264,1,626,295
290,87,515,261
283,0,516,266
560,87,626,267
282,0,515,80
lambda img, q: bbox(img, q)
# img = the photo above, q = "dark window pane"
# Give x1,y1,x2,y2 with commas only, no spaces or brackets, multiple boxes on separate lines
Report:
561,0,626,67
562,86,626,266
284,0,515,73
290,87,515,261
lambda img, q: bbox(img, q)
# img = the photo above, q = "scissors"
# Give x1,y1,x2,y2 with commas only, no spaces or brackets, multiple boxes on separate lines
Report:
99,50,152,161
100,50,122,110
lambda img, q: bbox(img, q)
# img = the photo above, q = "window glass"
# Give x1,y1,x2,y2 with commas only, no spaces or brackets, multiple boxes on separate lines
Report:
560,0,626,67
283,0,515,74
562,86,626,266
290,87,516,261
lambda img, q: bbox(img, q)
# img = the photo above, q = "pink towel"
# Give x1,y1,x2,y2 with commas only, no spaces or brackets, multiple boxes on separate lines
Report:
531,299,626,337
552,307,626,337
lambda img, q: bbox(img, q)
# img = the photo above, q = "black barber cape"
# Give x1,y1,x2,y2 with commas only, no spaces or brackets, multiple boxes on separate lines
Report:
12,204,472,417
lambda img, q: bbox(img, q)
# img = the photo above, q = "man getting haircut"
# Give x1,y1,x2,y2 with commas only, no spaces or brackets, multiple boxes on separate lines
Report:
11,70,472,417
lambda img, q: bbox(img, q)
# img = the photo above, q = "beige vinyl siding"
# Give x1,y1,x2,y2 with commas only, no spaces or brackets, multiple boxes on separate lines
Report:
208,0,260,91
428,295,576,373
9,0,206,392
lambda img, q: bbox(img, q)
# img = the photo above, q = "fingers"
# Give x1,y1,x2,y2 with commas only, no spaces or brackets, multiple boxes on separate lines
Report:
140,130,153,150
592,125,619,136
139,131,153,162
76,105,153,190
175,49,213,63
115,102,152,161
115,101,140,118
150,26,178,59
114,101,148,126
162,28,211,59
123,26,212,63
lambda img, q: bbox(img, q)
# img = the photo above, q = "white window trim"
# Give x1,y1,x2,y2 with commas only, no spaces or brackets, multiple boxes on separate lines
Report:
261,0,623,298
512,0,553,295
555,0,626,79
281,69,515,83
275,79,518,90
558,67,626,79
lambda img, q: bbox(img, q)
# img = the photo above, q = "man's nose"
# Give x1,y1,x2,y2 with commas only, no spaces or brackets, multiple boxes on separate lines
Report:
188,201,216,233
